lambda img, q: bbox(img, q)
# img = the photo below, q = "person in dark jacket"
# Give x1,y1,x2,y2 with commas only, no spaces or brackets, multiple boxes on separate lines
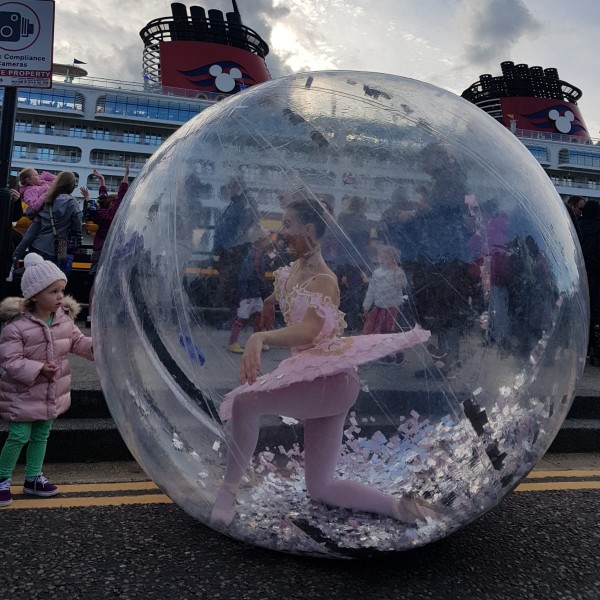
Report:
80,161,130,326
411,143,474,377
11,172,82,264
213,177,259,313
566,195,585,244
335,195,373,331
227,225,269,353
579,199,600,356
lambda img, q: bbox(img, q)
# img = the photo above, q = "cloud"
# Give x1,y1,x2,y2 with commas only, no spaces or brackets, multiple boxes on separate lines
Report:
53,1,288,82
456,0,542,67
250,1,295,77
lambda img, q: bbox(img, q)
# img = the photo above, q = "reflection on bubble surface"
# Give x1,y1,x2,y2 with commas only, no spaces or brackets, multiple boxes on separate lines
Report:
95,71,587,557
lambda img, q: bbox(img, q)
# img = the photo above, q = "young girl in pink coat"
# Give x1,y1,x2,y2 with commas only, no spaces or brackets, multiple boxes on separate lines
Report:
18,168,56,212
0,253,93,507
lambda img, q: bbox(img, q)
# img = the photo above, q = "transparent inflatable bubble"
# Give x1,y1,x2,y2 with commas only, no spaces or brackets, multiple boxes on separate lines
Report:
94,71,587,557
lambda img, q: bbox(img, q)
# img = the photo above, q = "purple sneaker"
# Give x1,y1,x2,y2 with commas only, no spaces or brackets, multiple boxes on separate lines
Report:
0,478,12,507
23,474,59,497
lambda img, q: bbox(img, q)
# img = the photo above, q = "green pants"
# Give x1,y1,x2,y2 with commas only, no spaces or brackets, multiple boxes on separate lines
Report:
0,420,54,479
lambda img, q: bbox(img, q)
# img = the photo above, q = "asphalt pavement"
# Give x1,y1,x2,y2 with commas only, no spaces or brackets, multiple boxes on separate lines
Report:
2,346,600,599
1,455,599,599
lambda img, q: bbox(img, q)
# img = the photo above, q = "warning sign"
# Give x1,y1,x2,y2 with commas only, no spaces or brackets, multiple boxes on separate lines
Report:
0,0,54,88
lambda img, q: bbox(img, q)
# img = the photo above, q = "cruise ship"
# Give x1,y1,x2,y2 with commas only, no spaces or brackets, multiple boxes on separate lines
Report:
462,61,600,201
1,1,271,206
0,1,272,294
1,5,598,291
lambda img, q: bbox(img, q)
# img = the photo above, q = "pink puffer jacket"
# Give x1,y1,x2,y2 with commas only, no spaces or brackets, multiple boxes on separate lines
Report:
0,296,93,422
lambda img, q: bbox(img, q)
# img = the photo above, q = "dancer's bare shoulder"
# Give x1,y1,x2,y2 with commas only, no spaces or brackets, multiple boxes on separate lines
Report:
304,269,339,304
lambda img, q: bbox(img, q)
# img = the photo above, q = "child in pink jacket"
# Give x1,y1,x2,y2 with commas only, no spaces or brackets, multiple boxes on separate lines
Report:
18,168,56,212
0,253,93,507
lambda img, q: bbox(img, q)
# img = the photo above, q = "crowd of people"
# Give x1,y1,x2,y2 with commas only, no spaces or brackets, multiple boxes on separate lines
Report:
6,164,130,324
215,146,551,381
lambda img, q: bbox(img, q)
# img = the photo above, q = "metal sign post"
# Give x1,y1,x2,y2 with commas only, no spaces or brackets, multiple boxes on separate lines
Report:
0,88,18,299
0,0,55,298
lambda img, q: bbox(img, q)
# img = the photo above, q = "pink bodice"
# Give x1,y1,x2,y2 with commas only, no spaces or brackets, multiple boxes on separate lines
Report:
219,267,430,418
274,265,346,346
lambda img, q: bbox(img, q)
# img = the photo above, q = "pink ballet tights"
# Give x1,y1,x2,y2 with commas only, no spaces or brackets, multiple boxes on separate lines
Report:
212,370,397,523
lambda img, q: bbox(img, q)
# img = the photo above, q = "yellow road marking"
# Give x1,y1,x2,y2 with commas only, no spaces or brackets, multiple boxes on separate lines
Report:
515,481,600,492
2,471,599,511
4,494,173,510
56,481,160,493
528,470,600,479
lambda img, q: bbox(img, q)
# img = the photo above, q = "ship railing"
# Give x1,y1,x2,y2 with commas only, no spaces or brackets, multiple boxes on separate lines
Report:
514,128,600,146
11,152,147,171
52,74,225,102
551,178,600,190
139,16,269,58
15,123,165,146
11,151,80,164
89,157,148,170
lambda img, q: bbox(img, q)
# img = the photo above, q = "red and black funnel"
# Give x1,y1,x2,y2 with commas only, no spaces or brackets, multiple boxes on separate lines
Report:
462,61,590,141
140,2,271,98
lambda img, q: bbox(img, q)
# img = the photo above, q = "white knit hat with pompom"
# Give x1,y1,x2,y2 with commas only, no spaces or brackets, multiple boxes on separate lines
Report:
21,253,67,299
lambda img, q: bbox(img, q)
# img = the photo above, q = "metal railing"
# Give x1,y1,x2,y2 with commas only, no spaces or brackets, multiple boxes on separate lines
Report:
89,157,148,169
14,124,165,146
515,128,600,146
551,178,600,190
51,74,226,102
11,152,80,164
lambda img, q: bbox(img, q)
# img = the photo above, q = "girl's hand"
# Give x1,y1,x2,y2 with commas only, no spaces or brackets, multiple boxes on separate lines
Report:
92,169,106,185
240,333,265,384
41,362,59,381
80,186,90,200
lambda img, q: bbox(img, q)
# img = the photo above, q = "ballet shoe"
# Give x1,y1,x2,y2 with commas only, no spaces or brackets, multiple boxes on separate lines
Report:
210,484,238,527
392,492,440,524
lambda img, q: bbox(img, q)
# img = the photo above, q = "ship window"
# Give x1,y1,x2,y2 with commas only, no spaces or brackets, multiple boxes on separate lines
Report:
91,151,110,166
123,130,141,144
15,119,32,132
525,145,548,162
564,150,600,168
70,126,86,138
92,127,110,141
36,147,55,161
559,149,600,167
145,133,162,145
12,145,27,159
16,89,83,111
100,94,202,123
88,174,123,190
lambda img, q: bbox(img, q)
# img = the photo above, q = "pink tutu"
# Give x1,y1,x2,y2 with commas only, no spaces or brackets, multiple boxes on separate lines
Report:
219,325,430,421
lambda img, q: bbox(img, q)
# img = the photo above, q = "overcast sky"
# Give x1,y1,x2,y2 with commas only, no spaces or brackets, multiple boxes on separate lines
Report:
53,0,600,137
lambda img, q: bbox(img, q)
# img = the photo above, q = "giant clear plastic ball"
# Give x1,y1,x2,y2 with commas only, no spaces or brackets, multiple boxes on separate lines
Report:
94,70,587,557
